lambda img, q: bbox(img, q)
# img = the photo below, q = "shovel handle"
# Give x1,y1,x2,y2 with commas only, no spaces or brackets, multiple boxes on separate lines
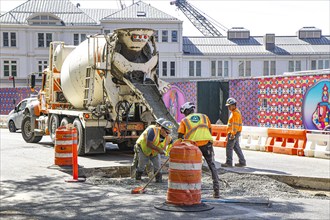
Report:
141,157,170,191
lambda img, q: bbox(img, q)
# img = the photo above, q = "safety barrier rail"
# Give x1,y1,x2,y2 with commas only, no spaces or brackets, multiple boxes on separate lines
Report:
240,126,268,151
304,131,330,159
211,125,227,148
210,125,329,159
265,128,307,156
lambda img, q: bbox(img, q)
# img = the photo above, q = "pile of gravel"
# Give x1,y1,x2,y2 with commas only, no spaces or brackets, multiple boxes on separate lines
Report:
86,169,329,200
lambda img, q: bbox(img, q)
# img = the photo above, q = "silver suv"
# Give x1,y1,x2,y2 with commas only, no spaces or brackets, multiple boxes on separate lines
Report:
7,97,37,132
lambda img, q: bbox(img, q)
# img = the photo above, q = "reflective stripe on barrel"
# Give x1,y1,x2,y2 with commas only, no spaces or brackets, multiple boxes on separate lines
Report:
166,141,202,206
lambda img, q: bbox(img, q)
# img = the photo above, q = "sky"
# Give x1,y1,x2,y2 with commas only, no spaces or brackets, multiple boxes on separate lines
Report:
1,0,329,36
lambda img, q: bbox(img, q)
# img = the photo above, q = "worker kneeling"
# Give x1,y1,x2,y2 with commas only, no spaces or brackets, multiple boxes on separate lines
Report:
135,120,173,183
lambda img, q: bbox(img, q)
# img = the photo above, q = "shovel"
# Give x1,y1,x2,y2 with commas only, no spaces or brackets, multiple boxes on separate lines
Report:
131,157,170,194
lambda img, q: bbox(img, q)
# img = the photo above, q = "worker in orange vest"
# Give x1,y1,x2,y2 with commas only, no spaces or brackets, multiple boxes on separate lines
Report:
178,102,220,198
221,98,247,167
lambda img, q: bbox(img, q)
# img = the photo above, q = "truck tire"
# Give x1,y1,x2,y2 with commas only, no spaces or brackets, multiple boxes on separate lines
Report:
49,114,60,144
60,117,72,127
8,120,17,133
21,115,43,143
73,118,85,156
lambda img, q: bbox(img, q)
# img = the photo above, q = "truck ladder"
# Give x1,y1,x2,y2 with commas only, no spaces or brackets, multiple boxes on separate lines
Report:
83,67,95,107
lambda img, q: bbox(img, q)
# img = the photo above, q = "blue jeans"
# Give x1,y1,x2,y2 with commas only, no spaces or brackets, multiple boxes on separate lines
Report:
226,132,246,165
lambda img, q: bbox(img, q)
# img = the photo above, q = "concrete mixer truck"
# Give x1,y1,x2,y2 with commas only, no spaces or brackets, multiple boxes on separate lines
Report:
21,28,177,155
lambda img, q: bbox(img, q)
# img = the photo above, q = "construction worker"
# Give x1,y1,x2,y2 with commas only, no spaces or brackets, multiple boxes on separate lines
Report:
178,102,220,199
221,98,247,167
131,117,166,178
135,120,173,183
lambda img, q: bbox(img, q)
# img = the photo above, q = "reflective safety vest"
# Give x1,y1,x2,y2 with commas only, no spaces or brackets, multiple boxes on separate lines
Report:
137,125,171,156
182,113,213,142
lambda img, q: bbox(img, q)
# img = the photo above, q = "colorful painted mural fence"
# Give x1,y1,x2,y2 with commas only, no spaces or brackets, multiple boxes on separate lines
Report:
265,128,307,156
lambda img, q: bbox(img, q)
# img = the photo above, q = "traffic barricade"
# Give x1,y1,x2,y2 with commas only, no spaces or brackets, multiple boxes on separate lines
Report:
211,124,227,148
240,126,268,151
304,132,330,159
265,128,307,156
167,141,202,206
54,126,77,166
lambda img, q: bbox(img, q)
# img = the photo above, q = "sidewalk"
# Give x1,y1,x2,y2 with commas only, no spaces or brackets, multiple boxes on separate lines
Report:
213,147,330,190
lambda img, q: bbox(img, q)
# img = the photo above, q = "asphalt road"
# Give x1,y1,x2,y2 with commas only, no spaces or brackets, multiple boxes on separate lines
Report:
1,129,329,219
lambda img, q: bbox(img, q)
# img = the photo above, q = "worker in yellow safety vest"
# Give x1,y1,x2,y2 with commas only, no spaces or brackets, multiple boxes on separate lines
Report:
131,117,166,177
135,120,173,182
178,102,220,198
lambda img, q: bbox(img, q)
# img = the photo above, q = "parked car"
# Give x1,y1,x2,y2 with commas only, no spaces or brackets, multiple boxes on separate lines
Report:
7,97,37,132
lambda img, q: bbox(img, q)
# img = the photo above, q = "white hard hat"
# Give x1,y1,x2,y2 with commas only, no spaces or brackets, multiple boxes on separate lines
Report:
180,102,195,114
225,98,237,106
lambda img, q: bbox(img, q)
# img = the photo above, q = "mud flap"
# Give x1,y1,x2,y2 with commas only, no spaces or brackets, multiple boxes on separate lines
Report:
85,126,106,154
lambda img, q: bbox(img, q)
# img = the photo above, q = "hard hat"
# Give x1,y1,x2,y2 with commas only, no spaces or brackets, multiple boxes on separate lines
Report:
225,98,237,106
180,102,195,114
160,120,174,133
155,117,165,125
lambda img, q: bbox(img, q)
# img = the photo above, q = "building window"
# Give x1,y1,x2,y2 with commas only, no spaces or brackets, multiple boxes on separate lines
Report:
38,33,52,47
3,60,17,77
3,32,16,47
38,60,48,76
162,61,167,77
28,14,62,25
154,30,159,42
73,34,86,46
170,61,175,76
189,61,194,76
171,30,178,42
239,60,251,77
288,60,301,72
162,30,168,42
263,61,276,76
217,61,223,77
211,60,229,77
211,61,216,76
196,61,201,76
224,61,229,77
311,59,330,70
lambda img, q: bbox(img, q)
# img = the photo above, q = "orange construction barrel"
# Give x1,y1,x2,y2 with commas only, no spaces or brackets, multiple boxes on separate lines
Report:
54,126,77,166
167,140,203,206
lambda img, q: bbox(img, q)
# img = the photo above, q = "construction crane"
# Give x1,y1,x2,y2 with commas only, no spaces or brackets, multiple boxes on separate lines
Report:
170,0,227,37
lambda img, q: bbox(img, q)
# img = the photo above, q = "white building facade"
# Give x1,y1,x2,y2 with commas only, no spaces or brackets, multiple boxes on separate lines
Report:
0,0,329,87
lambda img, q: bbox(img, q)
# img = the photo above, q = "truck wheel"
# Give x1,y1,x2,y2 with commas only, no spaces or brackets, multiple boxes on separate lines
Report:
60,117,72,127
21,115,43,143
8,120,17,133
73,118,85,156
49,114,60,144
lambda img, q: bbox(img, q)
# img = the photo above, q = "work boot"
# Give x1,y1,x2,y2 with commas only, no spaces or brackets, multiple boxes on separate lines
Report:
235,163,246,167
155,173,162,183
221,163,233,168
135,171,143,181
213,190,220,199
